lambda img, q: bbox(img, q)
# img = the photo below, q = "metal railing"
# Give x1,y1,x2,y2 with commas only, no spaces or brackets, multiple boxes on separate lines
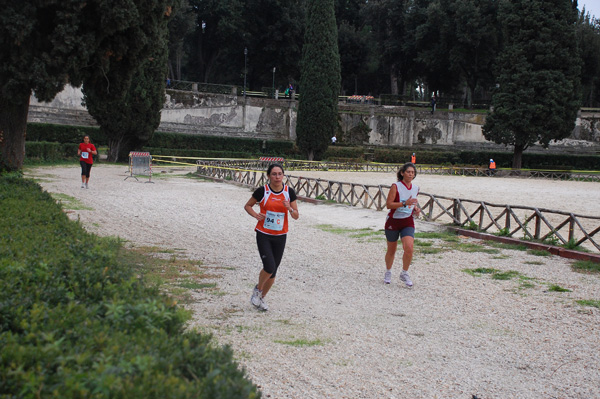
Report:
168,80,236,95
196,161,600,252
167,81,598,113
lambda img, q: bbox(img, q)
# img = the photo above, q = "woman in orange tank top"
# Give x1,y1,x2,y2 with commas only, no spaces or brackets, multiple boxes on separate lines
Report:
244,164,299,311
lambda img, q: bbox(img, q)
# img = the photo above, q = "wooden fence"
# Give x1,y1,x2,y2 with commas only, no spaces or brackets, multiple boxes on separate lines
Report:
196,162,600,252
195,160,600,182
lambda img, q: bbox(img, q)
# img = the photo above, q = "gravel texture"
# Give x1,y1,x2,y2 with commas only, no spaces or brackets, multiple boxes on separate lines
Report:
29,165,600,399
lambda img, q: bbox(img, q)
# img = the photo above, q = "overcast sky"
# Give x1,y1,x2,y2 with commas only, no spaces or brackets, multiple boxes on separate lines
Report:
580,1,600,20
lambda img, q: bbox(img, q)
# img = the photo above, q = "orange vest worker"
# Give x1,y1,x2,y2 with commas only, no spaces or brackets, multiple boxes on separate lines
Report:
489,159,496,169
411,154,416,164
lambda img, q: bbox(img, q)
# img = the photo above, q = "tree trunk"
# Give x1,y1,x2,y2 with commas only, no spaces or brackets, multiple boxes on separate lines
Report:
0,94,30,172
307,149,314,161
176,50,182,80
107,136,124,163
512,144,524,169
467,84,474,109
167,60,174,81
390,64,398,96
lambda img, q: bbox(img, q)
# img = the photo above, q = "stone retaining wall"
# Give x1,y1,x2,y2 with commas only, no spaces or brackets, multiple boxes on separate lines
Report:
28,86,600,153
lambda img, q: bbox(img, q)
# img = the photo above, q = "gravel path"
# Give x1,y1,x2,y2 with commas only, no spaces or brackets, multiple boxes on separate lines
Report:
28,165,600,399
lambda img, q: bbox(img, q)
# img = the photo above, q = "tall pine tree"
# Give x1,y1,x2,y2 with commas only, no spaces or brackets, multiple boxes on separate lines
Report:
483,0,581,169
296,0,341,160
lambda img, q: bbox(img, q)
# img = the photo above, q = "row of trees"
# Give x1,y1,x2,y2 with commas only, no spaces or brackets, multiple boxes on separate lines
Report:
0,0,593,170
260,0,585,168
167,0,600,108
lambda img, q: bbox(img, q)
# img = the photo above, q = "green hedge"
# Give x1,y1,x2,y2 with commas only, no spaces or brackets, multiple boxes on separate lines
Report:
148,147,253,159
373,148,600,170
27,123,106,145
24,123,600,170
25,141,81,161
323,146,365,160
374,149,460,165
0,176,260,398
147,132,295,156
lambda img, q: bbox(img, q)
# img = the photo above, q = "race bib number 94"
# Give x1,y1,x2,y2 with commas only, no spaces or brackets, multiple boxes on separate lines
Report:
263,211,285,231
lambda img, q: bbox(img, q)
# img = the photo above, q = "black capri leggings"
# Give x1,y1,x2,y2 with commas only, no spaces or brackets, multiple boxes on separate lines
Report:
80,161,93,178
256,231,287,278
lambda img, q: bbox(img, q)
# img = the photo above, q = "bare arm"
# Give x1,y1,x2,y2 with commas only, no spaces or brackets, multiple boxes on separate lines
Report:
244,197,265,221
386,184,402,209
283,200,299,220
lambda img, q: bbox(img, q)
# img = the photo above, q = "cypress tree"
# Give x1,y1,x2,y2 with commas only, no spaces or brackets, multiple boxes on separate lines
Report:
296,0,341,160
483,0,581,169
82,0,172,162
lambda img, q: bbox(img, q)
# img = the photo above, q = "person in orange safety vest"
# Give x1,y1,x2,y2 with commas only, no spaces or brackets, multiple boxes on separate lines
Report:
488,159,496,176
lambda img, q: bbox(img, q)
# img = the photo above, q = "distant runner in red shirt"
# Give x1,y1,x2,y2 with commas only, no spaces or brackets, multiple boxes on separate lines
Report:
77,135,97,189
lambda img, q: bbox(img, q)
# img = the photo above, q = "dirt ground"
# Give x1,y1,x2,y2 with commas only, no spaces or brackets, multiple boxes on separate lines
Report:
27,165,600,399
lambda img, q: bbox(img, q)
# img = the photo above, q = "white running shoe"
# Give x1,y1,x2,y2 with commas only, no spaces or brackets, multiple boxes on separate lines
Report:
258,298,269,311
400,270,413,288
81,183,85,188
384,270,392,284
85,183,89,189
251,286,262,307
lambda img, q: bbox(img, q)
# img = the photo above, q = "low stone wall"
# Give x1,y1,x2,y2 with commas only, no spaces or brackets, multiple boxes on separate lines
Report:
27,86,600,154
28,106,98,127
160,94,295,140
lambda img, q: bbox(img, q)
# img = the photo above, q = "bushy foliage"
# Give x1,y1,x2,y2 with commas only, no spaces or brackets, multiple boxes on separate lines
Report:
148,132,295,155
25,142,80,162
374,149,460,165
24,124,297,158
0,176,260,398
147,147,252,159
373,148,600,170
26,123,106,145
323,146,365,160
483,0,581,168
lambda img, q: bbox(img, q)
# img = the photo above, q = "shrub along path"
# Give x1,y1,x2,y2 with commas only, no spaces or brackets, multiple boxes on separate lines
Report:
0,171,259,398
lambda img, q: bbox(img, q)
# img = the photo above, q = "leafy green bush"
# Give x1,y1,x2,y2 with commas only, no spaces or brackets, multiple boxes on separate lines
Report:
27,123,106,145
374,149,461,164
323,146,364,160
24,141,64,160
147,147,253,159
148,132,295,156
0,176,259,398
25,141,81,161
373,148,600,170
